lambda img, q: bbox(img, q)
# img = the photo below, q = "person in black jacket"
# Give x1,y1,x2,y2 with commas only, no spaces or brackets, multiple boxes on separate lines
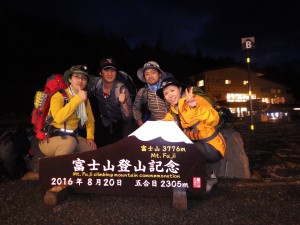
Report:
89,58,133,147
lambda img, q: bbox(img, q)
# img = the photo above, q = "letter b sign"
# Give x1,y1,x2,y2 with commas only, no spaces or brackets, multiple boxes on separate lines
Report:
241,37,255,50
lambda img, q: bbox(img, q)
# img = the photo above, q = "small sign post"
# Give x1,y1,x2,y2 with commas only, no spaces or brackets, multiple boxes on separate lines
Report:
241,37,255,134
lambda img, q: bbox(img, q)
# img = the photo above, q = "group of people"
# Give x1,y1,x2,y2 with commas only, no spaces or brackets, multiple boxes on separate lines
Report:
38,58,226,193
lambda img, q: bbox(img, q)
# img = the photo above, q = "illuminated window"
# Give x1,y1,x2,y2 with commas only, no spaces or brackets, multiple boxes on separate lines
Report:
271,89,282,94
236,107,248,117
229,108,235,113
261,98,270,103
225,80,231,84
227,93,256,102
271,97,285,104
197,80,204,87
243,80,248,85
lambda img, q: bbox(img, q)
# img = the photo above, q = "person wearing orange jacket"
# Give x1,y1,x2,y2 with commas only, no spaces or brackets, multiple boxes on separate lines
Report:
156,77,226,193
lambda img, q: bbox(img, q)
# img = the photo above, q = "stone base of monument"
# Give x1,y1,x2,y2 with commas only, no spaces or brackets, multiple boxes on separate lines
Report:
44,185,70,206
209,129,251,179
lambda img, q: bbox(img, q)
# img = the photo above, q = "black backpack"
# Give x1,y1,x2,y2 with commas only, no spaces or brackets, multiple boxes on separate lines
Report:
0,126,32,179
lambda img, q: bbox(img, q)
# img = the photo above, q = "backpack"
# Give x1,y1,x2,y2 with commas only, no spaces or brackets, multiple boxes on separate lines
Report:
215,106,235,129
117,71,137,103
89,71,137,103
192,86,214,105
171,86,225,133
192,86,225,130
31,74,68,140
0,126,32,179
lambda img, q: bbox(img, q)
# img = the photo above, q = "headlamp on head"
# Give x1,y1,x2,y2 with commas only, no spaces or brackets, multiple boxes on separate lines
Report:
72,65,88,73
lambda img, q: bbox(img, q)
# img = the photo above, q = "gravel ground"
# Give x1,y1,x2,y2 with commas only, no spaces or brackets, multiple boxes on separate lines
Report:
0,178,299,225
0,118,300,225
234,119,300,180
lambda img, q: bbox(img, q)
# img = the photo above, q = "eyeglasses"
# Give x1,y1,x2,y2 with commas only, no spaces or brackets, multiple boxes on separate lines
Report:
72,65,88,72
72,74,88,81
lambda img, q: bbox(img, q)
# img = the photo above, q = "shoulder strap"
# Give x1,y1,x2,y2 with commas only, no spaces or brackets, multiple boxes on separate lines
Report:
141,87,148,104
46,89,69,115
170,111,183,130
57,89,69,103
93,78,102,94
92,78,124,102
196,130,219,143
44,89,70,139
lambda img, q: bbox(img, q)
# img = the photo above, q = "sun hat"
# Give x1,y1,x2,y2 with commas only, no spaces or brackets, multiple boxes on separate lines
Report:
63,65,89,84
156,77,186,100
99,58,118,71
137,61,166,83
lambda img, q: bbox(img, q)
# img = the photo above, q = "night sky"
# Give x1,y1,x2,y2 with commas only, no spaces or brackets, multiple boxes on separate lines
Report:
2,0,299,69
1,0,300,115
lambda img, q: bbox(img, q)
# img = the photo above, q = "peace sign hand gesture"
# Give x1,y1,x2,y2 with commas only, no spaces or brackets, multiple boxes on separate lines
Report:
185,87,197,108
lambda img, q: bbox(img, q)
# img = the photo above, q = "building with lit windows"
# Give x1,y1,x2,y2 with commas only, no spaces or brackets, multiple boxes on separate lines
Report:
189,66,295,118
